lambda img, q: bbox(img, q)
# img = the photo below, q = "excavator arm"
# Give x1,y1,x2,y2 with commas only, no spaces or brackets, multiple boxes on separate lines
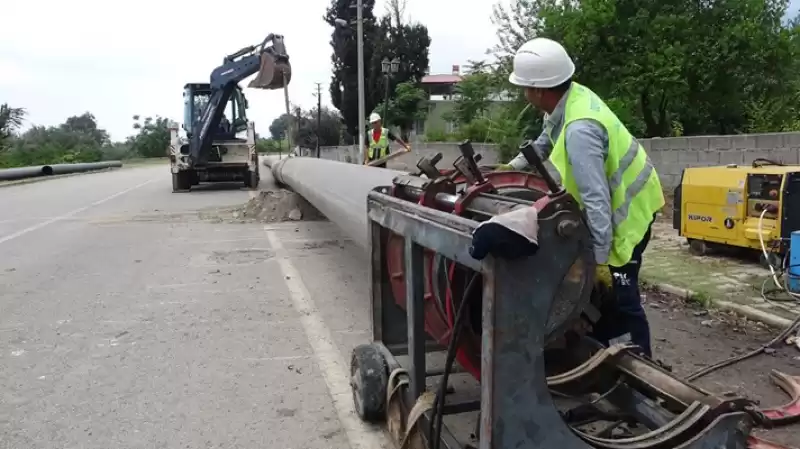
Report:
189,34,291,166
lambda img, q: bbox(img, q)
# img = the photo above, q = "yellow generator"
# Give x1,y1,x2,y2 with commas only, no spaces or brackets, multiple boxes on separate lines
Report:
673,159,800,266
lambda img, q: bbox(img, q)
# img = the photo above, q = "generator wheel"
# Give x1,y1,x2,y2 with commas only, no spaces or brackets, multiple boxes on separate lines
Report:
350,343,388,423
172,172,191,192
688,239,708,256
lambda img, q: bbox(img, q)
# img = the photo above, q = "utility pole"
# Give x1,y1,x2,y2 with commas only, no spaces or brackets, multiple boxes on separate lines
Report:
356,0,366,165
295,107,302,155
315,82,322,158
282,73,293,152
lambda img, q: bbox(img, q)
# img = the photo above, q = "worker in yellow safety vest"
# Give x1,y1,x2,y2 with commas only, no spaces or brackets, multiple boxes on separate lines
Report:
500,38,665,357
363,112,410,168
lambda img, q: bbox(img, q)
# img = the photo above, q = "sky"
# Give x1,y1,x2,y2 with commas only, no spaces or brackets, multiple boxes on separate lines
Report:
0,0,500,141
2,0,798,141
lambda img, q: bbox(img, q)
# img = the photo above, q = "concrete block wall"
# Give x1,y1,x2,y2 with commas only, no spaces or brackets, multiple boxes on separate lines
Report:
300,142,501,171
315,132,800,188
641,133,800,188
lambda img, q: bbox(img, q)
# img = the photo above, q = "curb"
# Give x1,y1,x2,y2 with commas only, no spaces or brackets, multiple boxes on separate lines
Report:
649,282,795,329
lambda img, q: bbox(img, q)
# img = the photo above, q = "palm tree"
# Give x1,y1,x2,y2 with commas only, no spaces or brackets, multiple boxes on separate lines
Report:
0,104,27,145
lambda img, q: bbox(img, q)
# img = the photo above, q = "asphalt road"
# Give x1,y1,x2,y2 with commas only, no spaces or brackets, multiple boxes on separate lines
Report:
0,164,392,449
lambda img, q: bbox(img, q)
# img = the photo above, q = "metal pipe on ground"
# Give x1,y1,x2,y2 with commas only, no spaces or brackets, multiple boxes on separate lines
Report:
49,161,122,175
263,156,402,248
0,166,51,181
0,161,123,182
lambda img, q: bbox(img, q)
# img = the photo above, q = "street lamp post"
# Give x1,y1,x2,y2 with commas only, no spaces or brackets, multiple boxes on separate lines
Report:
355,0,366,164
334,2,366,163
381,57,400,126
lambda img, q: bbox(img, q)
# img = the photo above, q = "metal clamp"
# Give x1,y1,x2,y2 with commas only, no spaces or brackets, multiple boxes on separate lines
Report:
453,140,486,186
414,152,444,179
518,140,563,195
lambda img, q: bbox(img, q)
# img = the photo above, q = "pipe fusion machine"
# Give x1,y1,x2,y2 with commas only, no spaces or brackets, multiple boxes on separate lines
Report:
349,141,799,449
264,142,800,449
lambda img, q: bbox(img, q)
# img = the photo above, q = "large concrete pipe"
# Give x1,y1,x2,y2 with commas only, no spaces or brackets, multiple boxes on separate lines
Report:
264,156,402,248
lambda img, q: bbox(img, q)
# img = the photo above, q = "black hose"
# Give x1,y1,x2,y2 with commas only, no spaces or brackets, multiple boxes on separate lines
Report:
430,273,479,449
686,247,800,381
686,312,800,382
686,265,800,381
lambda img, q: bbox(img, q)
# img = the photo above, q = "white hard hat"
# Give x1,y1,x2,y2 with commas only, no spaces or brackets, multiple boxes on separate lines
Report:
369,112,381,123
508,38,575,89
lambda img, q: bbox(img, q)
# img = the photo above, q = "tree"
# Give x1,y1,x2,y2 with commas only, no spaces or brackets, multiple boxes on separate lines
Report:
451,67,497,125
60,112,110,147
256,138,282,153
371,12,431,128
128,116,170,158
0,104,26,148
1,122,104,167
491,0,557,60
325,0,430,137
490,0,800,137
376,81,428,139
290,106,344,149
269,114,291,140
325,0,382,137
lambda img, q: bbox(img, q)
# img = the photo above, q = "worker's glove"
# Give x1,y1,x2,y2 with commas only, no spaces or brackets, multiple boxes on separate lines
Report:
495,163,514,171
595,264,613,288
469,207,539,261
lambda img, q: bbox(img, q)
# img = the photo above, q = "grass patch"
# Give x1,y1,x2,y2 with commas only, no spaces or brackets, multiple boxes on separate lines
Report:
123,157,168,167
688,290,713,308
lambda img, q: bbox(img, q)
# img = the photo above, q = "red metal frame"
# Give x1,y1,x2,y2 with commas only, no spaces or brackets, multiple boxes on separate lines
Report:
748,436,797,449
385,170,550,380
759,370,800,426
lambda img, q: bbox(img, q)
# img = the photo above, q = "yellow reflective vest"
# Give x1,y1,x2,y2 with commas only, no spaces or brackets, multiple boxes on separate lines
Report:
367,128,390,160
549,82,665,267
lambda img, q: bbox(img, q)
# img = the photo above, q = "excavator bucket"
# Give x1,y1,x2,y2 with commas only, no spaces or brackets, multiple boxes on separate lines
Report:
248,52,292,90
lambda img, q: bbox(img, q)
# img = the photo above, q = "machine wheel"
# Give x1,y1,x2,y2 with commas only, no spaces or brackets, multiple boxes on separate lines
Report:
688,239,709,256
172,172,191,192
244,171,260,189
350,343,388,423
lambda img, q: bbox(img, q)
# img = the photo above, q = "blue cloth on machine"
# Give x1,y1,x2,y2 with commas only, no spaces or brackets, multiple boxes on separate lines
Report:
469,206,540,261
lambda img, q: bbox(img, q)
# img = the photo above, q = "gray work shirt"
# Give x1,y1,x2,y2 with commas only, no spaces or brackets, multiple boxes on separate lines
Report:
508,87,612,264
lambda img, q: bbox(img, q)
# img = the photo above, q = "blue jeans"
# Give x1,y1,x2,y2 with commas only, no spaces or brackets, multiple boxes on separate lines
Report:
591,224,653,357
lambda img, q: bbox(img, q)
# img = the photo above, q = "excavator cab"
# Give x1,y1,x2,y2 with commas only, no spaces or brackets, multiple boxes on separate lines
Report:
182,83,249,139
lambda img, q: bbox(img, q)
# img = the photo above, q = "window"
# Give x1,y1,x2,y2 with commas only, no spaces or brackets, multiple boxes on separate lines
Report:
193,93,210,124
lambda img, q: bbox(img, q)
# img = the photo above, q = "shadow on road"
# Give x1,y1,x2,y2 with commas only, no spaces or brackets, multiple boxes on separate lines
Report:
187,182,252,192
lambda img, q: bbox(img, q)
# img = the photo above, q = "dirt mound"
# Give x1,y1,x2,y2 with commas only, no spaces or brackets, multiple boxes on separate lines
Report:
238,189,327,223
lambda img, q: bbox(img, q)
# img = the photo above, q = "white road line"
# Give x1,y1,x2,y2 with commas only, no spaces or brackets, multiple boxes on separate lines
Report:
0,178,156,245
0,217,58,224
179,237,267,244
242,355,312,362
265,229,392,449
